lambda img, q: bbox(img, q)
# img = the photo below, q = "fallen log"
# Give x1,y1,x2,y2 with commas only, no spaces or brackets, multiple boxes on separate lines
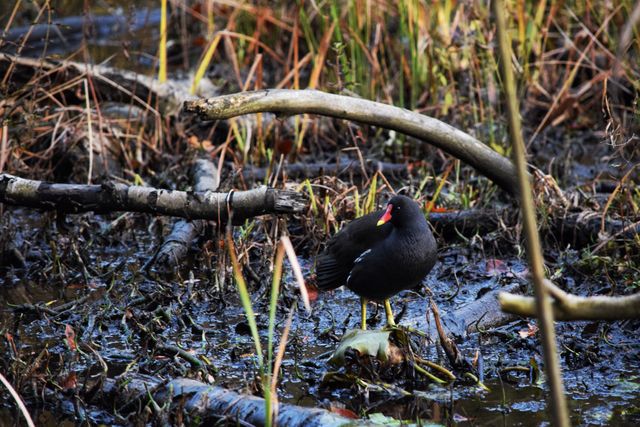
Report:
183,90,520,195
428,208,639,249
429,209,508,238
550,209,640,248
238,160,409,181
404,283,525,338
443,283,525,336
150,159,220,272
0,174,306,222
2,9,161,56
103,375,364,426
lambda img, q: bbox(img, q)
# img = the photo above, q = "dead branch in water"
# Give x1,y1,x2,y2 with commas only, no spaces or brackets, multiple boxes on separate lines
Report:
430,300,471,371
2,9,161,57
150,159,220,272
499,280,640,320
183,89,520,195
0,174,306,222
104,375,364,427
238,160,409,181
445,283,525,336
429,208,640,247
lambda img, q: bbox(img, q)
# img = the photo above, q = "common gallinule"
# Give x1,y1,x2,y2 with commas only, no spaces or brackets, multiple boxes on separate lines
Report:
316,195,437,329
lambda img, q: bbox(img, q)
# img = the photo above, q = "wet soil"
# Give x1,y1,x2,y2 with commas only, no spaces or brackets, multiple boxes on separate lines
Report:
1,206,638,426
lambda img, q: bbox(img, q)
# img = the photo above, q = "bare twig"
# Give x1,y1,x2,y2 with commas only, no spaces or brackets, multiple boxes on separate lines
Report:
0,52,218,114
155,344,204,368
592,218,640,254
429,300,471,371
238,160,409,181
269,303,296,423
281,235,311,312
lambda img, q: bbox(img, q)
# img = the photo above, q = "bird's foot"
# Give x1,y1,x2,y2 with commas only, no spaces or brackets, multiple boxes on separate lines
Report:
384,299,396,327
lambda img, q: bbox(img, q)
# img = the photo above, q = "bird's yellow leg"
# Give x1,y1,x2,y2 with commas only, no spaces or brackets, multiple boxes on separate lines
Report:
384,299,396,327
361,298,367,330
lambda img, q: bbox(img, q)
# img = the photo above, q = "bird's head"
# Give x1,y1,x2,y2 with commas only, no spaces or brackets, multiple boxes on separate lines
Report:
376,195,423,227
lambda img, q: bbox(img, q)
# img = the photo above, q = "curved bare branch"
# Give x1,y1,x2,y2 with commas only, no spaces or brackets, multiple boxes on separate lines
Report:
183,89,519,195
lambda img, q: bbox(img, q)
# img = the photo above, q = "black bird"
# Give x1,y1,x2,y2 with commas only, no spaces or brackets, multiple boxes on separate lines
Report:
316,195,437,329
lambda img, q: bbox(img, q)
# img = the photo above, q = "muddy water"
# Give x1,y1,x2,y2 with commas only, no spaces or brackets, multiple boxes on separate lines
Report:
0,0,160,72
1,210,638,426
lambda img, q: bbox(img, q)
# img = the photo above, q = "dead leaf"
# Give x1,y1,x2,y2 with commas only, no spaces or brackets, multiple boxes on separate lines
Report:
518,323,539,339
305,283,318,303
486,258,508,275
187,135,200,148
425,201,452,213
65,324,77,351
329,405,359,419
61,372,77,390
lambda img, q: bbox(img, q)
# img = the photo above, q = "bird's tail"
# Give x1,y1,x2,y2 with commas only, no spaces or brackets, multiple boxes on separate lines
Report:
315,254,344,291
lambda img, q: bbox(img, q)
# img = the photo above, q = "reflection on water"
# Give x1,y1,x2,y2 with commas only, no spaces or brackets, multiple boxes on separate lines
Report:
0,1,160,72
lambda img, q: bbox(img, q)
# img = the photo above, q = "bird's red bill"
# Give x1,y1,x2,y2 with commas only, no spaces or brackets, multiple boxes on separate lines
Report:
377,204,393,226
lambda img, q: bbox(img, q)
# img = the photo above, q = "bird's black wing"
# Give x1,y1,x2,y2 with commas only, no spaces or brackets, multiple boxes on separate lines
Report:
315,210,391,290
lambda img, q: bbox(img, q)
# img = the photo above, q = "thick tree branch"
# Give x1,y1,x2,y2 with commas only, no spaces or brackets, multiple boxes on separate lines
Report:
499,290,640,320
404,283,525,337
183,90,519,195
429,208,640,247
104,375,364,426
238,160,409,181
446,283,525,335
0,174,306,221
